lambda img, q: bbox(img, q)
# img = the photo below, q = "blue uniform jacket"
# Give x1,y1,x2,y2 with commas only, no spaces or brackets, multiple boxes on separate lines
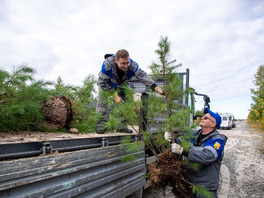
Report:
97,55,156,91
187,129,228,191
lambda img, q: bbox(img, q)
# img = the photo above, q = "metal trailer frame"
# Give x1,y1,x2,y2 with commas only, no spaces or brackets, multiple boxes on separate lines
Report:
0,135,145,198
128,68,190,134
128,68,189,105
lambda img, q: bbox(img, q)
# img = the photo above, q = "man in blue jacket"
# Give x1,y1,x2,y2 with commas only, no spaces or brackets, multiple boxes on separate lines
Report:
165,108,227,197
96,49,163,134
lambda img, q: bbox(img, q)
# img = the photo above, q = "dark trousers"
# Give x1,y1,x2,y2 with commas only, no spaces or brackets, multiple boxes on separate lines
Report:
96,88,127,131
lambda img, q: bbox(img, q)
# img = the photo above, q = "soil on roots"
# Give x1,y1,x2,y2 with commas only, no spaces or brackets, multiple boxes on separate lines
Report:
41,96,73,130
148,150,194,198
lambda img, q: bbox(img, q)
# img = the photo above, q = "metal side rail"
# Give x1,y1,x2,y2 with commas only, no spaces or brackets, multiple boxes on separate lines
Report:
0,135,138,161
0,143,146,198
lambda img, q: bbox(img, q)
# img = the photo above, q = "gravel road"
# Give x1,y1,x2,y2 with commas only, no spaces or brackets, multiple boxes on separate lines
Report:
143,121,264,198
218,121,264,198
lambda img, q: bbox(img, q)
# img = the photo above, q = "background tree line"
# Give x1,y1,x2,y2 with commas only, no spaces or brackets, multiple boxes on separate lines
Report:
248,64,264,132
248,64,264,153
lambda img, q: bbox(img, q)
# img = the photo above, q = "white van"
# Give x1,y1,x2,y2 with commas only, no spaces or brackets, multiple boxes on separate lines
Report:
220,114,232,129
229,113,236,128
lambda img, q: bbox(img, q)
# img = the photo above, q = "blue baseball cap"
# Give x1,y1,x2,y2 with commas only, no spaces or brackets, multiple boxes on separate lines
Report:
204,108,222,127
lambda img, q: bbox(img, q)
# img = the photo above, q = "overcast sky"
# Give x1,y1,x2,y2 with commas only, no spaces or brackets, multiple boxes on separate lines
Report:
0,0,263,119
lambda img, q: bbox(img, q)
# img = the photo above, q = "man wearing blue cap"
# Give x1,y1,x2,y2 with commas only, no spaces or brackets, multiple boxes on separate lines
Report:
165,108,227,197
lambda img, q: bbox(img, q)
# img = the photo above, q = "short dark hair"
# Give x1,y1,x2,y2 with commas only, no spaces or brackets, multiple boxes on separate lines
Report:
115,49,129,60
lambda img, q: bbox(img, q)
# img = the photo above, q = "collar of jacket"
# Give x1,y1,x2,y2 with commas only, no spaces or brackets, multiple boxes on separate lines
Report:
194,129,218,146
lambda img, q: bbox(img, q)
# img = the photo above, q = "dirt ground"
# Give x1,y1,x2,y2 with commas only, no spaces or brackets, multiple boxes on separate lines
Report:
0,130,135,144
143,121,264,198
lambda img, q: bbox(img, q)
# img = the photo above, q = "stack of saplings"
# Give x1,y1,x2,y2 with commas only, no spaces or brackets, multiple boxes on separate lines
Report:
0,66,97,132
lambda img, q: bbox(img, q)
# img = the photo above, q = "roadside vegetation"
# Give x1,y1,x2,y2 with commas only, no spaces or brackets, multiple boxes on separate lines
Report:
248,64,264,153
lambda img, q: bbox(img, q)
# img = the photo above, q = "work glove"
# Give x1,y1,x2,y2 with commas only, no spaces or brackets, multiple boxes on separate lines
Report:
164,131,172,142
171,143,183,155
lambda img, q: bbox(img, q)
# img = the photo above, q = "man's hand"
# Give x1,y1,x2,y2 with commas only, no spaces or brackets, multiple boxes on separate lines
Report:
171,143,183,155
154,86,165,95
164,131,172,142
114,93,124,104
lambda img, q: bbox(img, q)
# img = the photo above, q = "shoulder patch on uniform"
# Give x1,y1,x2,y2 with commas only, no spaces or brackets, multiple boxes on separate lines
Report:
214,142,221,149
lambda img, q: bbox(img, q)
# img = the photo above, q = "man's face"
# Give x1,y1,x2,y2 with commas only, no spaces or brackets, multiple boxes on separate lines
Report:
199,113,216,128
115,57,130,71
